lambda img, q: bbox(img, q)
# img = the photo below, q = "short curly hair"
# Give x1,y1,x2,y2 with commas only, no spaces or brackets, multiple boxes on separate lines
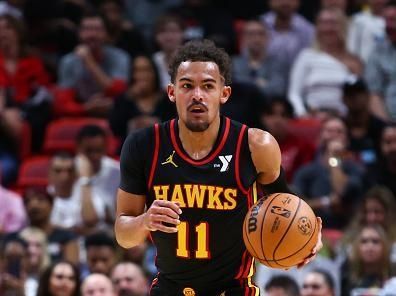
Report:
169,39,232,85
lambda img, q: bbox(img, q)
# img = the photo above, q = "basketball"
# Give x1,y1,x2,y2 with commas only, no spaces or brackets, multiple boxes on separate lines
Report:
243,193,319,269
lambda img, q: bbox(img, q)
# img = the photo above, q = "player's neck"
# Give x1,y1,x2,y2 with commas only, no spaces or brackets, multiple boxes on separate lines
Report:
178,117,221,160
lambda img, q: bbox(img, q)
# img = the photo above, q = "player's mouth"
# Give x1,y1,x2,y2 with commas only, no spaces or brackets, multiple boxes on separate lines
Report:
188,103,208,114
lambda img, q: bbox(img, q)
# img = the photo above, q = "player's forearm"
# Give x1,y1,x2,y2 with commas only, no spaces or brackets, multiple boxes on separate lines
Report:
115,213,150,248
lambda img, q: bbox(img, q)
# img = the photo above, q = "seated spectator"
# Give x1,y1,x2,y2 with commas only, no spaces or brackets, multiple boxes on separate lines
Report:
365,1,396,120
0,176,26,234
232,19,288,98
22,186,79,265
260,0,314,71
84,231,117,277
111,262,149,296
56,12,130,117
152,14,184,91
342,77,386,166
109,55,175,144
37,261,81,296
293,116,364,229
301,269,336,296
264,275,300,296
340,186,396,269
0,236,28,296
81,273,115,296
288,8,362,117
365,123,396,196
340,224,393,295
347,0,386,63
97,0,149,59
169,0,237,54
48,152,103,234
321,0,347,12
0,99,19,186
19,227,50,296
260,98,315,182
75,125,120,223
0,14,52,152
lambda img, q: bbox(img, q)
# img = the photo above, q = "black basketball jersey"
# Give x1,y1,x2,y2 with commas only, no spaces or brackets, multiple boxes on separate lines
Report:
120,116,259,291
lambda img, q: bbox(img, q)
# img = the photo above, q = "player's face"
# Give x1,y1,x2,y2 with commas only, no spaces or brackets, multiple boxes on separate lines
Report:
168,61,231,132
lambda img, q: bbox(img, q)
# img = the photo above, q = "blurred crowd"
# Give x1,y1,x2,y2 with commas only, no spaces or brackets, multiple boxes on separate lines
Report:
1,0,396,295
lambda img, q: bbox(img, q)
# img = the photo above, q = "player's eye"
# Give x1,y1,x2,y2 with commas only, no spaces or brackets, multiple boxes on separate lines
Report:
204,84,214,89
182,83,192,89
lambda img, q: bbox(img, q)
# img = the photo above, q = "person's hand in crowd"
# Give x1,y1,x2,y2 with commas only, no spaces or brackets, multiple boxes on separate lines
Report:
75,45,94,64
83,94,113,116
76,154,94,178
0,272,25,296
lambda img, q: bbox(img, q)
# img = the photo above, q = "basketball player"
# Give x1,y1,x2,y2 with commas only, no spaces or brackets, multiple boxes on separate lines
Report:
115,39,322,296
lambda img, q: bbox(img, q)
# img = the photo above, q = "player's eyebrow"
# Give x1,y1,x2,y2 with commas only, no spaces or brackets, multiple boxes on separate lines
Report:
178,77,218,83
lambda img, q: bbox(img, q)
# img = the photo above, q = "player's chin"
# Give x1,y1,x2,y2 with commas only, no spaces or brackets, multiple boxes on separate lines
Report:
185,119,210,132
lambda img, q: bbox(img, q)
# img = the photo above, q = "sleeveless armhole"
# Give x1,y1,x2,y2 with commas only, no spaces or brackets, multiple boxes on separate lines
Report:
148,123,160,189
235,124,249,195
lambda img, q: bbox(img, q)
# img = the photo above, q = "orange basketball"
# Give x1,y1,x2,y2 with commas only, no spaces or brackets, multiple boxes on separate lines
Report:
243,193,319,269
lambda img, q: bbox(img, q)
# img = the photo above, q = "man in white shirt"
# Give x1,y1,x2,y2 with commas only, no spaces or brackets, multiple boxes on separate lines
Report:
75,125,120,224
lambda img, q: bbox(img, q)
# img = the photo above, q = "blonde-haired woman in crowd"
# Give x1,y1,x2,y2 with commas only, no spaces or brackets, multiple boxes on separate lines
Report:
288,8,362,118
19,227,50,296
340,224,394,295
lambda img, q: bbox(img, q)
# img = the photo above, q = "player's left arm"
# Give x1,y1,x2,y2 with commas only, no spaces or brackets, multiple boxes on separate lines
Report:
248,128,323,267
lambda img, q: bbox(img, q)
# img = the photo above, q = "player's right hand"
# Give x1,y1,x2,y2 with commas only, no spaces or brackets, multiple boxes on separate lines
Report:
143,200,182,233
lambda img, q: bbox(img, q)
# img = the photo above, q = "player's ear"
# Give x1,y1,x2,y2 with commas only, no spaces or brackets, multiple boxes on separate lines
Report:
220,86,231,104
167,83,176,102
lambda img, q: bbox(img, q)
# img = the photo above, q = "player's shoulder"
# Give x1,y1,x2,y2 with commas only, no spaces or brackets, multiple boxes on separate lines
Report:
122,123,163,152
247,128,279,152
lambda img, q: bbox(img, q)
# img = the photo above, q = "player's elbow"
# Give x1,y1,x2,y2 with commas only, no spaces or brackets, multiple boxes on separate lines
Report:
114,217,144,249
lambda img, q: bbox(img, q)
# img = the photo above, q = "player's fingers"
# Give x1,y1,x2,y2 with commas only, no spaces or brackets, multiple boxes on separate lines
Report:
153,200,182,215
151,206,181,219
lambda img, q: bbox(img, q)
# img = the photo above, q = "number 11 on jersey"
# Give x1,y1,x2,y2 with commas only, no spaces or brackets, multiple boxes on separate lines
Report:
176,222,210,259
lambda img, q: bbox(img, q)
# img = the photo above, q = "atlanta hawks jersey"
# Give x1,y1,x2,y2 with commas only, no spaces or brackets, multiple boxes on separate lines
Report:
120,116,259,291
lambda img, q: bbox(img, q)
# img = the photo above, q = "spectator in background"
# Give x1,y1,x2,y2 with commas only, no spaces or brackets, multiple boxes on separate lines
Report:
340,224,393,295
0,14,52,152
75,125,120,223
321,0,347,12
84,231,116,277
152,14,184,91
37,260,81,296
365,0,396,120
260,98,315,182
0,106,19,186
264,275,300,296
111,262,149,296
97,0,149,59
342,77,386,166
341,186,396,262
48,152,103,234
0,174,26,234
347,0,387,63
288,8,362,118
19,227,50,296
293,116,364,229
56,13,130,117
232,19,288,98
261,0,314,72
123,0,181,42
22,186,79,265
0,236,28,296
169,0,237,54
81,273,115,296
365,123,396,196
109,55,175,144
301,269,336,296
